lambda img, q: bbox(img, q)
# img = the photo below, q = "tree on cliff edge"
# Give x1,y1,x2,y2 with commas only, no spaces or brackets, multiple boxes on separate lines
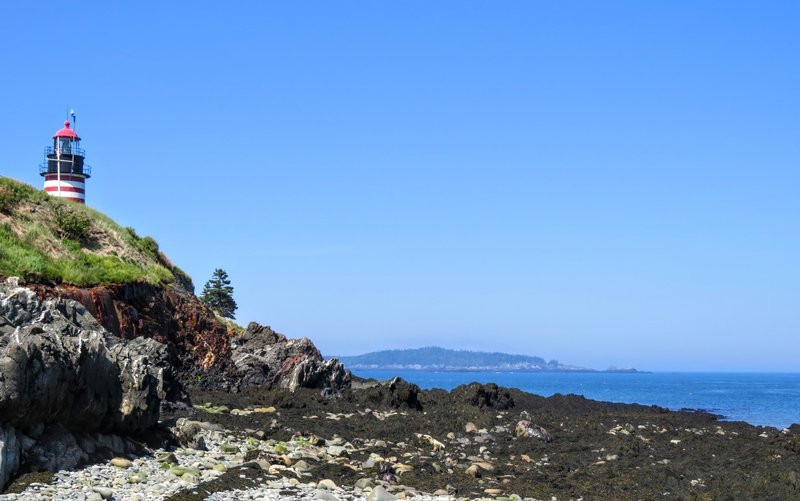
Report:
199,268,237,319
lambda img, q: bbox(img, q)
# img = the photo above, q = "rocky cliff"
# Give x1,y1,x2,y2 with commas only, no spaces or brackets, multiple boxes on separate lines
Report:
26,283,352,394
29,281,237,392
0,278,176,489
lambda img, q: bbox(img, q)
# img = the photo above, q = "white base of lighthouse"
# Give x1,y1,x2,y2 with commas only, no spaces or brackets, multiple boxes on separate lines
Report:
43,174,86,204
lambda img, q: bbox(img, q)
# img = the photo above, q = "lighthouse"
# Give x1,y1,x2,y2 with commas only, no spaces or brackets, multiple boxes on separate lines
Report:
39,120,91,204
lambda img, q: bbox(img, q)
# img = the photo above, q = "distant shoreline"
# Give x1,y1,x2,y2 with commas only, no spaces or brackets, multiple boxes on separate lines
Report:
344,366,644,373
333,346,641,373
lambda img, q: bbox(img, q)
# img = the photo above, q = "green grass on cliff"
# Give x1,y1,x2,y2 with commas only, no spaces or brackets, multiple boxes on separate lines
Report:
0,177,193,289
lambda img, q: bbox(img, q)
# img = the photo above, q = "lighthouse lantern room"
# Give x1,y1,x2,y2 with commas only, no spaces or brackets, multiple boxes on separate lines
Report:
39,120,91,204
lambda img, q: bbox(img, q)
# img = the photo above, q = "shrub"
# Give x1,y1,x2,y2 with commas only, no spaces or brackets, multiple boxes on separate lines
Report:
126,226,161,259
140,236,159,256
50,202,92,241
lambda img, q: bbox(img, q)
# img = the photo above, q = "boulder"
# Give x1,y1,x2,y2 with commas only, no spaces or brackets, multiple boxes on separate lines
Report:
515,420,552,442
23,423,85,473
171,418,210,450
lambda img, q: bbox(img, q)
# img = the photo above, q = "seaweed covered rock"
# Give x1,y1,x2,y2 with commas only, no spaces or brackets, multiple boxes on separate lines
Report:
451,382,514,410
230,322,351,392
355,377,423,410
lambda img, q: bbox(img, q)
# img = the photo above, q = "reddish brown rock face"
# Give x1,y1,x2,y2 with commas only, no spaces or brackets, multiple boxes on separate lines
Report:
26,282,351,393
30,282,236,385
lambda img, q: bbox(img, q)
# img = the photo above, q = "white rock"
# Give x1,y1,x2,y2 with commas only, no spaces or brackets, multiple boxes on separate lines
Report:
368,485,398,501
317,478,338,490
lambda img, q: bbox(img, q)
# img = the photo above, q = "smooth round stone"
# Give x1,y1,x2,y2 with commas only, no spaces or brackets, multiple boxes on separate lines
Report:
317,478,338,490
368,485,398,501
89,487,114,499
91,486,114,499
314,490,341,501
110,457,131,468
355,478,375,490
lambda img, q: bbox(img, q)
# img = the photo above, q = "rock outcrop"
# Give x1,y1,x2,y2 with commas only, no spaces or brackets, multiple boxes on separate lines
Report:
30,281,236,391
231,322,351,392
0,279,177,489
25,285,352,395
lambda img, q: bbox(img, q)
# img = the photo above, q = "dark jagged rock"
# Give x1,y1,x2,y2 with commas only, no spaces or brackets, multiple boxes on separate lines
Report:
239,322,286,345
451,382,514,410
230,322,351,392
0,279,179,489
355,376,423,410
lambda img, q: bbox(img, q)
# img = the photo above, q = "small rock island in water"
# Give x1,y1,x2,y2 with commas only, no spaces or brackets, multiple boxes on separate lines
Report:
1,176,799,500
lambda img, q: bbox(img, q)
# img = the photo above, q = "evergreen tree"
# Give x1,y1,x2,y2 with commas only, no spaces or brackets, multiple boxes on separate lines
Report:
199,268,237,319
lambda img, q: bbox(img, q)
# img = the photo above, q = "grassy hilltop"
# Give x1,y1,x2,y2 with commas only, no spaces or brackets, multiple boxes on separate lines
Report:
0,177,192,289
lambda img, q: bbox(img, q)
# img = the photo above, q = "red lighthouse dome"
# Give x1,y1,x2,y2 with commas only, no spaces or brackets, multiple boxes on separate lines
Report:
53,121,80,140
39,118,91,204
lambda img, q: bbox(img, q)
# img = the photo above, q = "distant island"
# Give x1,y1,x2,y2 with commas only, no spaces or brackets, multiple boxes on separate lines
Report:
335,346,639,372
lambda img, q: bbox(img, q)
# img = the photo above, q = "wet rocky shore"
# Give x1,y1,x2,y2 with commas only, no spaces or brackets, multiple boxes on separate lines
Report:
5,379,799,500
174,382,800,500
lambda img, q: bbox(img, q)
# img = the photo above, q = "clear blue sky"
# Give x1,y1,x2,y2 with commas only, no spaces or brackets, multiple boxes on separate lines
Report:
3,2,798,371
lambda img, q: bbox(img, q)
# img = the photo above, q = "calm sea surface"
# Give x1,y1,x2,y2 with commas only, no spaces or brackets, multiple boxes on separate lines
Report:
352,370,800,429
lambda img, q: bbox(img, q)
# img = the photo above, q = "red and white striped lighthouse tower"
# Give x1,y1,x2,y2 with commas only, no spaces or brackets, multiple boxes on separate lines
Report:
39,119,91,204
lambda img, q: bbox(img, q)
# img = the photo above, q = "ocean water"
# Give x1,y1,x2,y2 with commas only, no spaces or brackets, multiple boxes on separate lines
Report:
352,370,800,429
